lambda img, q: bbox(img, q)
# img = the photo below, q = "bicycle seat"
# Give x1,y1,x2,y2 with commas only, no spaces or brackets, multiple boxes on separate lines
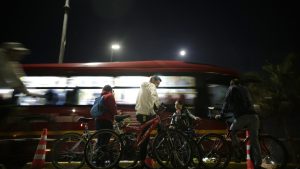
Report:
114,115,130,122
77,117,93,123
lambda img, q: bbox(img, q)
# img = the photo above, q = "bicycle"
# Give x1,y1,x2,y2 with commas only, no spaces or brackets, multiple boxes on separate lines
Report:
168,107,203,169
52,117,94,169
84,105,192,169
198,108,288,169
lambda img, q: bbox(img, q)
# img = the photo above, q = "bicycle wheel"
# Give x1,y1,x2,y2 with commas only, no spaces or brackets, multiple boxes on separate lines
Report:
256,135,288,169
197,133,231,169
85,129,122,169
116,134,139,169
143,137,163,169
153,129,192,169
188,139,203,169
52,133,86,169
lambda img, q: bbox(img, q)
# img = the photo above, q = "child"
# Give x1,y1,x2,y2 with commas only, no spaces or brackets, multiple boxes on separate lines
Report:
170,99,200,131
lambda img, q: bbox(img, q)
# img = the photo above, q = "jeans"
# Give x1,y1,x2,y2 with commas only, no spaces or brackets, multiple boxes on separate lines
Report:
230,114,262,166
95,119,113,146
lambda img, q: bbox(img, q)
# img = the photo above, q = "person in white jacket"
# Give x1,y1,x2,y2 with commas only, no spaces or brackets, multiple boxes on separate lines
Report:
135,76,161,116
135,75,161,168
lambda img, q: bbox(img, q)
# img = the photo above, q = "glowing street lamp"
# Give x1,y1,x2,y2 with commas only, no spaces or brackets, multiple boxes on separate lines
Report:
179,50,186,57
111,43,121,62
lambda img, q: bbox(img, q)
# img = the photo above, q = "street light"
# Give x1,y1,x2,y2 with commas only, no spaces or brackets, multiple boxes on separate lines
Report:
111,43,121,62
179,50,186,57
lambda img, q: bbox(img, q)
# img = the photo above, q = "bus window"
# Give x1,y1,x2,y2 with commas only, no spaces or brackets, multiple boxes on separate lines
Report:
207,84,228,107
67,76,114,87
15,75,197,106
114,76,149,87
207,84,228,117
22,76,67,87
113,76,197,105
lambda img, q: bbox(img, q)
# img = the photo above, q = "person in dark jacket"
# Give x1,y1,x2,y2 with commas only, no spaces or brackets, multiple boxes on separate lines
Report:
170,99,200,131
95,85,117,145
217,79,264,169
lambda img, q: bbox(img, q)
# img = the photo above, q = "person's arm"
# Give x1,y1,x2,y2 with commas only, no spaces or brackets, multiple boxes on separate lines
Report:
170,112,176,125
185,108,200,120
149,83,161,107
106,94,118,115
2,61,30,95
220,86,233,117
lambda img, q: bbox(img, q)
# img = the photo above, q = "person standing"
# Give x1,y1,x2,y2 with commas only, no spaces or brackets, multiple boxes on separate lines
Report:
91,85,117,167
135,75,162,167
95,85,117,133
218,78,264,169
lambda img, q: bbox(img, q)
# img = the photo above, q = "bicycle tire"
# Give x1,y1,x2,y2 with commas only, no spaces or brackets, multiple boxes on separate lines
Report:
188,138,203,169
152,129,192,169
116,134,162,169
84,129,122,169
197,133,231,169
116,133,139,169
52,132,86,169
255,135,288,169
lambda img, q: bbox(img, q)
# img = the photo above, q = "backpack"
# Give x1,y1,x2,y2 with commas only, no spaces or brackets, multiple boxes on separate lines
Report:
90,96,105,118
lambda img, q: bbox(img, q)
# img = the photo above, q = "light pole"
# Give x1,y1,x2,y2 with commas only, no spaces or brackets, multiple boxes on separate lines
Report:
58,0,70,64
58,0,70,63
111,43,120,62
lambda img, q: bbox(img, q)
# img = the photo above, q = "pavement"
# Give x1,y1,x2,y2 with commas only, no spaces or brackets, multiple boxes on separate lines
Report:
20,162,299,169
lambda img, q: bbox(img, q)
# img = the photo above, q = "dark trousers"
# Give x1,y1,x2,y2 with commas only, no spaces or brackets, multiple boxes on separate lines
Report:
95,119,113,146
136,114,153,162
230,114,262,167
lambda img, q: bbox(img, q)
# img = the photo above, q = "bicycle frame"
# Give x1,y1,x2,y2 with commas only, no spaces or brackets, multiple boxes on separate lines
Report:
121,115,161,149
52,117,94,169
68,121,91,151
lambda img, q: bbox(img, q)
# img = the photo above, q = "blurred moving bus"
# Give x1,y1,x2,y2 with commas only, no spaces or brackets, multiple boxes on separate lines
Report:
0,60,238,167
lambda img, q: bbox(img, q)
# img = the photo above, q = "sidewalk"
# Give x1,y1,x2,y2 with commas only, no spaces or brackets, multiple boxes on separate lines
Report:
22,162,299,169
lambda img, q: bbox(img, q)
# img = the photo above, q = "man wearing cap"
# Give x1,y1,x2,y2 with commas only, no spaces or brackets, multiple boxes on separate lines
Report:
0,42,31,95
135,75,162,168
0,42,35,122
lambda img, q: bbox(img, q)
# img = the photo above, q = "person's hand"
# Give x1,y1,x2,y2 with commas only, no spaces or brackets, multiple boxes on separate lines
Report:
117,110,122,115
215,114,222,119
169,125,175,129
194,116,201,121
158,103,167,112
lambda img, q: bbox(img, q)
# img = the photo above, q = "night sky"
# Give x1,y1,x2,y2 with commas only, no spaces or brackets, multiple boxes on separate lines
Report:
1,0,299,72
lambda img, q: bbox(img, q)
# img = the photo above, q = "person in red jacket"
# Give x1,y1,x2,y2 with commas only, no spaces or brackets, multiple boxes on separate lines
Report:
95,85,117,144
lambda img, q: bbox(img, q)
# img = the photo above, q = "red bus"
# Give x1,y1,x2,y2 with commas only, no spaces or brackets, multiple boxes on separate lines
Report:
0,60,239,167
